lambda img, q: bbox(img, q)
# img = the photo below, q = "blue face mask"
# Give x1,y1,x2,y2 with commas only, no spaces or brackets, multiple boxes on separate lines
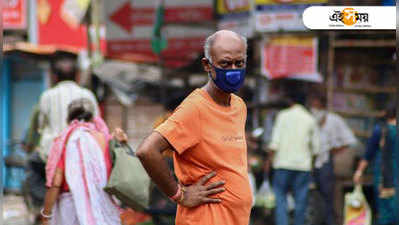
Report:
208,62,246,93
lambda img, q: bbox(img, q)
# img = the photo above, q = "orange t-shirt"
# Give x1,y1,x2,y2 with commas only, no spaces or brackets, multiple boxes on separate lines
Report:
155,88,252,225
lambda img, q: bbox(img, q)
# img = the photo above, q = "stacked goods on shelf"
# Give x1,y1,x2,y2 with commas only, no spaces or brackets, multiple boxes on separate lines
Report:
332,46,395,140
332,92,373,112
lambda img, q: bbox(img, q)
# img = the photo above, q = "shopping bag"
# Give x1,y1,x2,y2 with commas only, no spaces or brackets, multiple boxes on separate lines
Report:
343,185,372,225
255,178,275,209
104,139,151,211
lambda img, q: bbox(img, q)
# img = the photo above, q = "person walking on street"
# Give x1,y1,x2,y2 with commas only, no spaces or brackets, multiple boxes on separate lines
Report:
136,30,252,225
309,93,357,225
41,98,122,225
353,106,398,225
267,91,320,225
26,53,99,224
38,53,99,161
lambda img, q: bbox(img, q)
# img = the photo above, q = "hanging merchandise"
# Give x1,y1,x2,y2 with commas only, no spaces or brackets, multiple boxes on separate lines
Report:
260,36,322,82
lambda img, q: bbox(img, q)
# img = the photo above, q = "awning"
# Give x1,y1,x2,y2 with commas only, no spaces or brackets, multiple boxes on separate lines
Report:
4,42,79,56
106,53,158,64
93,60,161,106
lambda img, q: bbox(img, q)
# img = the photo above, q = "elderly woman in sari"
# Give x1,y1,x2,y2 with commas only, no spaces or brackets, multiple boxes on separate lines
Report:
40,98,125,225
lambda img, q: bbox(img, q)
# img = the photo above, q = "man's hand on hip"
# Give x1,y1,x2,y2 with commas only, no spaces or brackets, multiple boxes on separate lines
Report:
180,171,225,208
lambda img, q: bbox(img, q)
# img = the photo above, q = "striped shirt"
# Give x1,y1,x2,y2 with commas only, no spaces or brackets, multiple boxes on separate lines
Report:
38,81,99,161
315,112,357,168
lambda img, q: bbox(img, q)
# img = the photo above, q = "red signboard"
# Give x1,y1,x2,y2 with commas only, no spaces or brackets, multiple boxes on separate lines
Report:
105,0,214,68
261,36,321,82
107,36,207,68
3,0,27,29
37,0,87,49
109,0,213,33
36,0,107,53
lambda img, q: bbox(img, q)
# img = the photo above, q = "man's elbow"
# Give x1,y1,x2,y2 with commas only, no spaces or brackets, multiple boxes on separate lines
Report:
136,132,166,161
136,145,151,160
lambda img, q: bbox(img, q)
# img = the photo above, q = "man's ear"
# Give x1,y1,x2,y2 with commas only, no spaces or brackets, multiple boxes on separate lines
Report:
201,57,211,73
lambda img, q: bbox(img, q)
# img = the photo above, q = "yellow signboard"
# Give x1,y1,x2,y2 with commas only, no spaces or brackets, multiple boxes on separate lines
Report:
217,0,251,15
256,0,327,4
267,36,315,46
217,0,326,15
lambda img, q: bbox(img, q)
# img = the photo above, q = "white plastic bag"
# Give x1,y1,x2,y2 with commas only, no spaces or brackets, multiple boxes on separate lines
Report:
343,185,372,225
255,179,275,209
248,172,257,207
287,193,295,212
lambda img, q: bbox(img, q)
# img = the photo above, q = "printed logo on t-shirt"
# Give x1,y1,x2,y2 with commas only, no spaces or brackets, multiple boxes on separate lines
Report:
221,135,244,142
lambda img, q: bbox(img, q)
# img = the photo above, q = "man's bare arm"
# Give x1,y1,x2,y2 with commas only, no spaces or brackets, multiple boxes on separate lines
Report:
264,150,275,173
136,132,225,207
136,132,178,196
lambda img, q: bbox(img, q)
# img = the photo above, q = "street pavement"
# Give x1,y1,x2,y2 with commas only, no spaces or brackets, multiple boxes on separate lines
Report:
3,194,152,225
3,194,33,225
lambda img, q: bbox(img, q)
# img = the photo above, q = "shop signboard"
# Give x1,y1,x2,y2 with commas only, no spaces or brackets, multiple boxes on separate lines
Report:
217,0,251,14
218,18,254,38
3,0,27,29
261,36,321,82
216,0,254,38
106,24,213,68
105,0,214,68
37,0,106,52
256,0,327,4
37,0,87,49
255,0,327,32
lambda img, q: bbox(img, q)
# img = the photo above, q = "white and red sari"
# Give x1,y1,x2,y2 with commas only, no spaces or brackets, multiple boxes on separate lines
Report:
46,117,121,225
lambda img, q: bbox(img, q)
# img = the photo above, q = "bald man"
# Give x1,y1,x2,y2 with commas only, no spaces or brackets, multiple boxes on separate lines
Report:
137,30,252,225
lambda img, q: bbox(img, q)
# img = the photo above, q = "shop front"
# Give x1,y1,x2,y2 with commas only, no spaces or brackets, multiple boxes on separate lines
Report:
1,52,48,193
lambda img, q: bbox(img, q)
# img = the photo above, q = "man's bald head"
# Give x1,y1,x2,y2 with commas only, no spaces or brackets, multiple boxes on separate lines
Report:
204,30,247,63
